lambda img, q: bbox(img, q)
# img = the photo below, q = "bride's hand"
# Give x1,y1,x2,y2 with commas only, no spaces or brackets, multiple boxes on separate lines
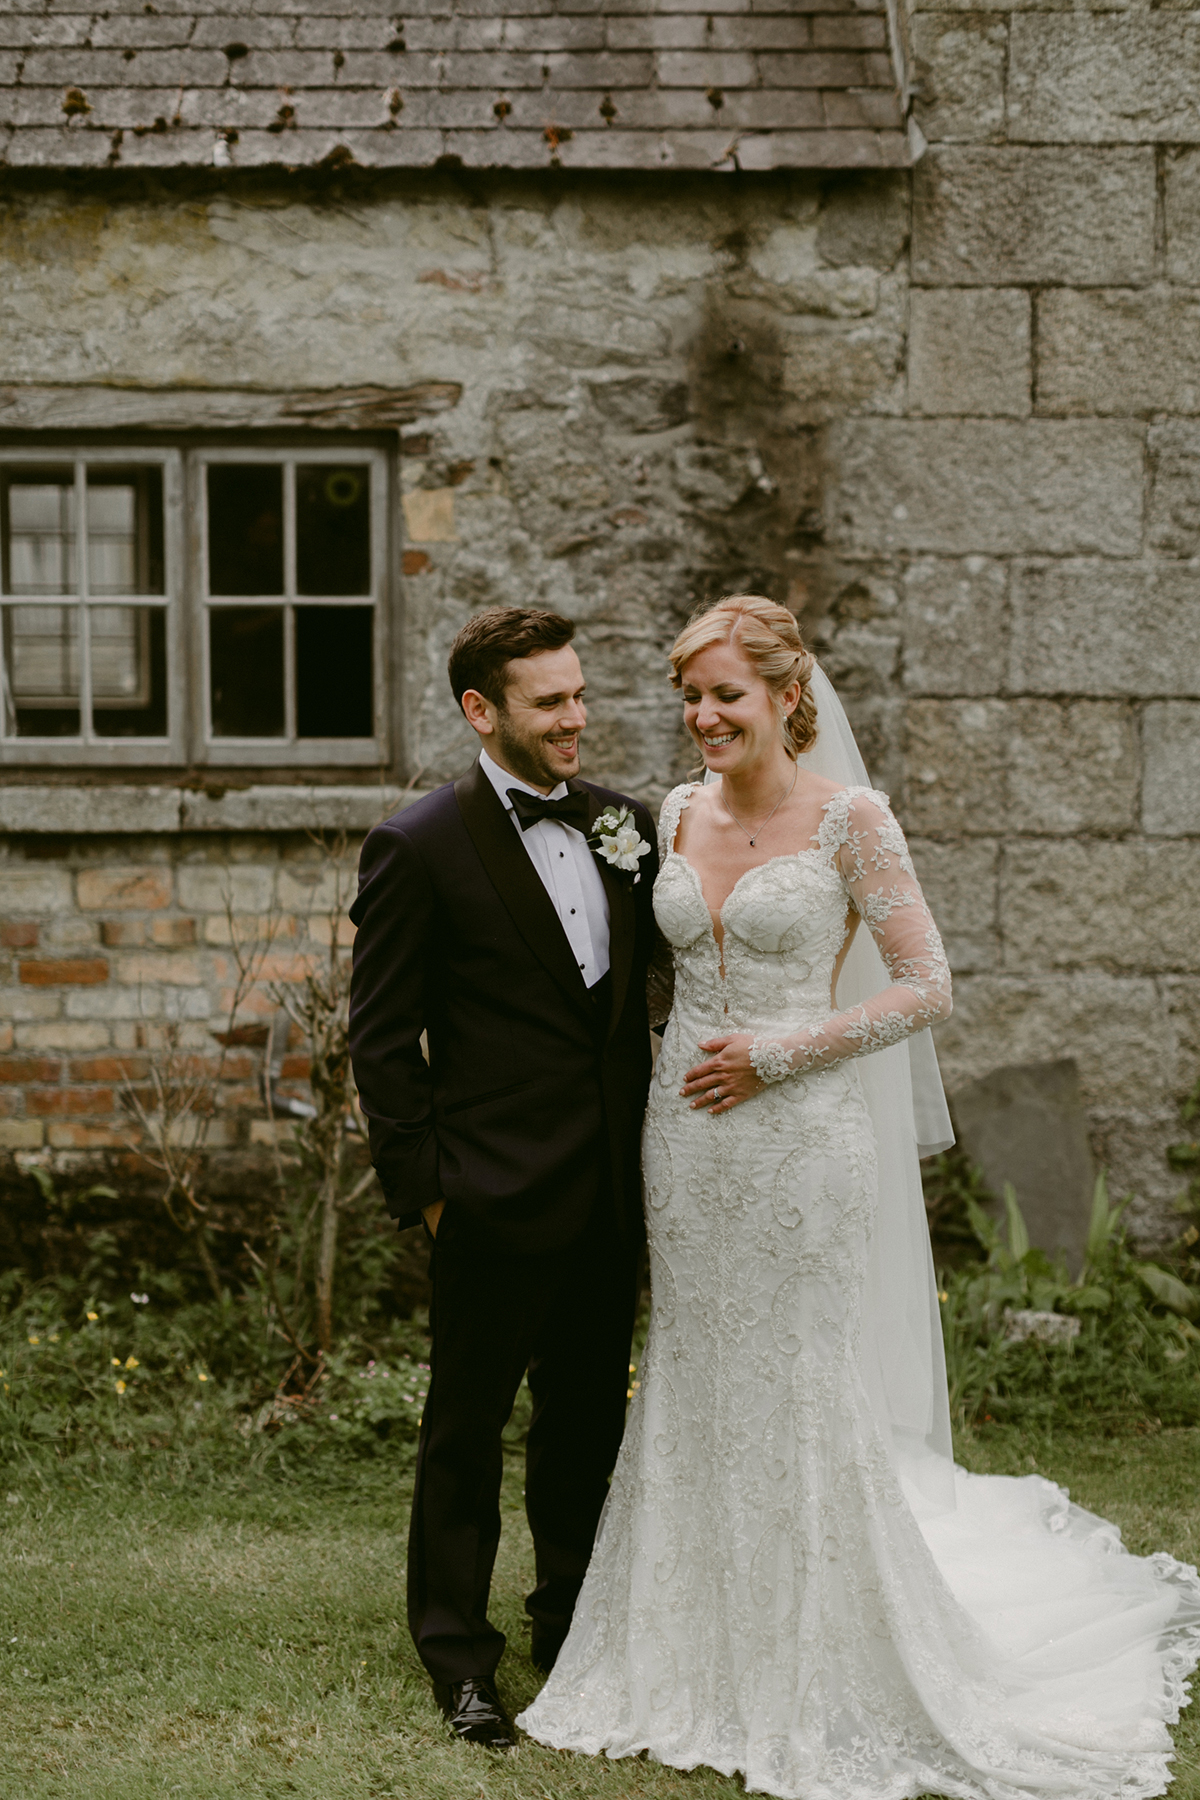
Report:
681,1034,763,1114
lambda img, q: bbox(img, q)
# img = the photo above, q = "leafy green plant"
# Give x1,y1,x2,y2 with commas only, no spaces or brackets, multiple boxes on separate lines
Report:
305,1348,431,1453
0,1236,430,1475
921,1147,996,1266
940,1173,1200,1430
1166,1074,1200,1288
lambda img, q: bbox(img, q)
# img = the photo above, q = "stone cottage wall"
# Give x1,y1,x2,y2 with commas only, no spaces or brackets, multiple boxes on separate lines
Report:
1,0,1199,1240
810,0,1200,1236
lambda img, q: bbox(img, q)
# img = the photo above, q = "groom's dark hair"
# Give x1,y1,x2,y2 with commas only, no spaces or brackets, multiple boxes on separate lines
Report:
448,606,577,710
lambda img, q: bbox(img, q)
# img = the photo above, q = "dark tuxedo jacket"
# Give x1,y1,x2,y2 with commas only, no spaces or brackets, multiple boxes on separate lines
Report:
348,759,660,1255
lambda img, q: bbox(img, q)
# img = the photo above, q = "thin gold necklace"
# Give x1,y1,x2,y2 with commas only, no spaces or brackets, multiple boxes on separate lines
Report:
719,765,797,846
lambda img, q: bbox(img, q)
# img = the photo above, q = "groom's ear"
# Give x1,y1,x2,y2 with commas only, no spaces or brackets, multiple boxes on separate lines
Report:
461,689,496,737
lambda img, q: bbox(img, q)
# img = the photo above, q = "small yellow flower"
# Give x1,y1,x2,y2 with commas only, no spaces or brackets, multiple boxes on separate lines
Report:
115,1380,126,1396
49,1335,59,1344
111,1357,121,1368
124,1356,139,1371
27,1337,38,1346
938,1290,948,1303
86,1312,98,1323
197,1372,208,1383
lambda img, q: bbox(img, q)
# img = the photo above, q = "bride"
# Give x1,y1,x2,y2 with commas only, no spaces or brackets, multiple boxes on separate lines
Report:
518,594,1200,1799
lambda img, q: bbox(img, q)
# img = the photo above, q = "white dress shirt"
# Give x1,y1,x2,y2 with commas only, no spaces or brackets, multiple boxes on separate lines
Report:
478,749,611,987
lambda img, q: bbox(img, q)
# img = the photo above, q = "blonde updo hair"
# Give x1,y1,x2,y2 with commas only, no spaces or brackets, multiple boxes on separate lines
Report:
668,594,818,758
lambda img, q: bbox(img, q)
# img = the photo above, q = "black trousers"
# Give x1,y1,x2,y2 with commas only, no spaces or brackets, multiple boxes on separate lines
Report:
406,1192,640,1686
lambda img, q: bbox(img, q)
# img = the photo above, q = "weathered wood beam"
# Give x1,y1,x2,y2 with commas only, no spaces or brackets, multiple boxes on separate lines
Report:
0,382,462,433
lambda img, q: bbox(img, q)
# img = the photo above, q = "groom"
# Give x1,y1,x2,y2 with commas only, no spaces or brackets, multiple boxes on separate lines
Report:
348,606,659,1750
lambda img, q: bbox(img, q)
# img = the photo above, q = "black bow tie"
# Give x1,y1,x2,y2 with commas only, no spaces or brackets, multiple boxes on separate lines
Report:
507,788,592,834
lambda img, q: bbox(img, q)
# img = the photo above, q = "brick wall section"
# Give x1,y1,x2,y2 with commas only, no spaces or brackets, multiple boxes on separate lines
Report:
0,840,356,1155
0,0,911,172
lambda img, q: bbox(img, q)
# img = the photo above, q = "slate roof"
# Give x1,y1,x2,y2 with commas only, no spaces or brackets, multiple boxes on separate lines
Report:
0,0,916,173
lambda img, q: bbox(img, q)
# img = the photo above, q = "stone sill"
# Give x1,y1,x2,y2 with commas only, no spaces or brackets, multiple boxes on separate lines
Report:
0,784,423,835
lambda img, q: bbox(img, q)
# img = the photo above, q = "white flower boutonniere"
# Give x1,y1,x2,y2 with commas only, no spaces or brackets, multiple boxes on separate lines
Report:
588,805,652,884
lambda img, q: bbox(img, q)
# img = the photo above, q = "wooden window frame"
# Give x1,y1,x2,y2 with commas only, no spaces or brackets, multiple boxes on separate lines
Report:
0,443,391,770
0,447,186,768
193,446,388,769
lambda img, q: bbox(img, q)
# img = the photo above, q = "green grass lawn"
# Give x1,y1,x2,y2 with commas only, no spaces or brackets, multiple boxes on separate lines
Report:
1,1427,1198,1800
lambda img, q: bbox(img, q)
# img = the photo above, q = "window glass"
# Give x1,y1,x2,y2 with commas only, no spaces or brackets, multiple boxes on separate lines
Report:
209,606,285,737
296,464,371,596
2,471,78,595
296,606,373,738
1,462,170,743
87,467,165,596
1,604,81,735
207,465,284,596
91,606,168,737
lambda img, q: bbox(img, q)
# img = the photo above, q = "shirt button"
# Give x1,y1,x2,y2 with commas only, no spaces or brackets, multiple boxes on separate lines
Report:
579,960,584,968
570,908,576,915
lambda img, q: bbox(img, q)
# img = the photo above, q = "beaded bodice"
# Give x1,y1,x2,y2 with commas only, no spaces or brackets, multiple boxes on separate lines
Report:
652,782,952,1086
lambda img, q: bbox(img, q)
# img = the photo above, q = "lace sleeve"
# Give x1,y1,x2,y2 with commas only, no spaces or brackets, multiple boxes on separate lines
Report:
749,788,952,1086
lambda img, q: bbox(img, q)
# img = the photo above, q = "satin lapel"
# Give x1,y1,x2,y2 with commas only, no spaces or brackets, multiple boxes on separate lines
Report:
579,783,635,1044
455,760,592,1017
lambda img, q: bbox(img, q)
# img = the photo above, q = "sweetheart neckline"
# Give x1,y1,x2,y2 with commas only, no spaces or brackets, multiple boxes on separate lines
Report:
665,778,864,937
668,843,835,941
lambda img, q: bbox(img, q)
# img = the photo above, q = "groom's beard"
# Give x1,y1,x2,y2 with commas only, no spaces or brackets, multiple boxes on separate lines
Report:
491,706,581,791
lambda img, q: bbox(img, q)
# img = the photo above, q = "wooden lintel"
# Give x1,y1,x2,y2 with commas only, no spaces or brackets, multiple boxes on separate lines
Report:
0,381,463,434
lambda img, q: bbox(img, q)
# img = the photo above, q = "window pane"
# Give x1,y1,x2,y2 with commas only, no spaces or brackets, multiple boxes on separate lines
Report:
207,465,284,596
209,606,285,737
87,467,165,596
90,606,168,737
296,606,374,738
2,471,78,595
1,604,81,736
296,465,371,596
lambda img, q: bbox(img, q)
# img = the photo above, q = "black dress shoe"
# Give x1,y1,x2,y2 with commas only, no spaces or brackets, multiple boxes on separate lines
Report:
530,1625,566,1673
433,1678,517,1751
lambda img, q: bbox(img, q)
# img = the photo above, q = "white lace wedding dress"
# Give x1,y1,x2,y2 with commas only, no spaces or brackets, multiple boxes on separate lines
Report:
519,782,1200,1800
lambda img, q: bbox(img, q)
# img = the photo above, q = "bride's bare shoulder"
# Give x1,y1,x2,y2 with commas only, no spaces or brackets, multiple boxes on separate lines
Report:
795,771,851,806
682,780,718,810
671,779,716,832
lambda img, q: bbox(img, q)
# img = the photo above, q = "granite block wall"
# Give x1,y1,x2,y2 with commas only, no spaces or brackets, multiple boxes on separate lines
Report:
813,0,1200,1237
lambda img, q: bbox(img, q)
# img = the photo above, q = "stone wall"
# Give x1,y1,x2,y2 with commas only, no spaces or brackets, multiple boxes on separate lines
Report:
813,0,1200,1235
1,2,1199,1240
